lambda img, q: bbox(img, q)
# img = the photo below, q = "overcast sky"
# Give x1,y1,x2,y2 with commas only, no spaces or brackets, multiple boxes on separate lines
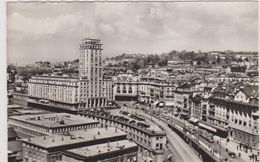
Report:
7,2,258,65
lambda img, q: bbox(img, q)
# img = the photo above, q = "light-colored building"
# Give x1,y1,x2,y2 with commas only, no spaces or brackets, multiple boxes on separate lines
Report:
79,38,104,98
80,110,167,162
9,113,99,138
203,83,259,148
103,77,113,101
21,127,138,162
27,37,108,109
62,140,138,162
113,74,139,101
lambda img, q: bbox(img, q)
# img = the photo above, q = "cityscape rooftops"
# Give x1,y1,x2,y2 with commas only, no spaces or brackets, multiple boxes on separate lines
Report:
21,127,126,149
211,83,259,105
9,113,99,128
64,139,137,159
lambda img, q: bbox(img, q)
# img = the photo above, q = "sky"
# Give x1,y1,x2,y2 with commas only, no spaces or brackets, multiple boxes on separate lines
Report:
7,1,258,65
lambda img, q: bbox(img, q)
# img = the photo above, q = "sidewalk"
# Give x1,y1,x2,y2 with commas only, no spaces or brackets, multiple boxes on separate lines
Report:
214,136,259,162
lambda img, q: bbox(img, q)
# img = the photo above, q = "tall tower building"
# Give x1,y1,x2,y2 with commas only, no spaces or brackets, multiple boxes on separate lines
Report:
27,37,108,110
79,38,103,98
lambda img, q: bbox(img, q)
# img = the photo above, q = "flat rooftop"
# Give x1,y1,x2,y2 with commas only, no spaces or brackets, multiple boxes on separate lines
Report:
66,139,137,158
9,113,99,128
22,127,126,149
147,124,163,132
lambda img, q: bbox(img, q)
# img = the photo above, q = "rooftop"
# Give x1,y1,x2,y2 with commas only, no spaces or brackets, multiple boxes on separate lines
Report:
65,139,137,158
9,113,99,128
108,110,164,133
30,75,88,81
22,127,126,149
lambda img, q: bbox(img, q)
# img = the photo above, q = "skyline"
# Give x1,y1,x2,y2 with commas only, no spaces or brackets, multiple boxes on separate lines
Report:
7,2,258,65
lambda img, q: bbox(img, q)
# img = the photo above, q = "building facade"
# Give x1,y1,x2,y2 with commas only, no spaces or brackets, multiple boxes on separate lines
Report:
189,83,259,148
103,77,113,101
209,83,259,148
9,113,99,138
80,110,167,162
27,37,108,109
112,74,139,101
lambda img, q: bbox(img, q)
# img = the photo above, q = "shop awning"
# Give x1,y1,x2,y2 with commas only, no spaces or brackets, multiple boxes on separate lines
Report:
198,122,217,132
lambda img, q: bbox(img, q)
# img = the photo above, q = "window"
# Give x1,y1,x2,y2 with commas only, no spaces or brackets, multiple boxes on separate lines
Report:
122,85,126,93
129,86,133,93
160,143,163,150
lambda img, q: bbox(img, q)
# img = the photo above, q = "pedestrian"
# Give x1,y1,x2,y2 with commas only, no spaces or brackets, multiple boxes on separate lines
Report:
238,152,241,157
237,145,239,150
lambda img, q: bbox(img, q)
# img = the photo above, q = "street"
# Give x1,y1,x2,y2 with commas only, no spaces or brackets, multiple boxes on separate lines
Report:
127,107,202,162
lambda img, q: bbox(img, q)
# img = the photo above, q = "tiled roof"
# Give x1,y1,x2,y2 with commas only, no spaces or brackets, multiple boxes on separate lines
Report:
212,83,259,104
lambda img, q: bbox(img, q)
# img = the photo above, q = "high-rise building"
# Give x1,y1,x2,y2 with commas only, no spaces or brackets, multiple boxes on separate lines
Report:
79,38,107,107
27,37,108,109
